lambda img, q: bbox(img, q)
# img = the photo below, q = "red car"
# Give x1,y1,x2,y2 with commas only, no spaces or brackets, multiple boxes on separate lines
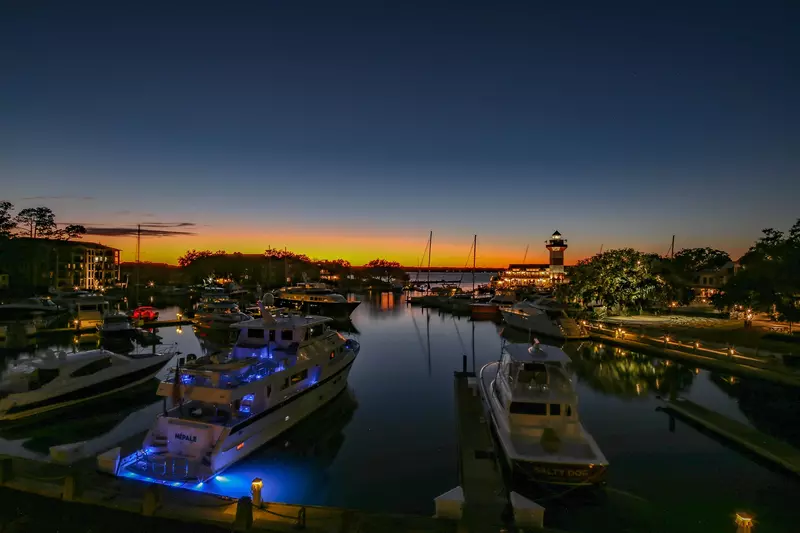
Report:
131,306,159,321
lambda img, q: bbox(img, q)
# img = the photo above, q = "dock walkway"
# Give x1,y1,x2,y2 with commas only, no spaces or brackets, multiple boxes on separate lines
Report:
589,331,800,387
663,397,800,476
453,370,509,529
0,456,457,532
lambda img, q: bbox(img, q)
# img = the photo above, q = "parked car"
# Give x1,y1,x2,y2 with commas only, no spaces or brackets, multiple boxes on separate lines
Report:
131,306,159,321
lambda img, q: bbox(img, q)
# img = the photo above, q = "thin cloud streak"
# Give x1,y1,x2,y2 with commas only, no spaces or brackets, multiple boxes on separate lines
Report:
21,195,94,200
84,226,196,237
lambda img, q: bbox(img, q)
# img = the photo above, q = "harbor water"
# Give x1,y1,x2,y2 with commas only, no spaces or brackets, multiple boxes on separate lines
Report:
1,289,798,533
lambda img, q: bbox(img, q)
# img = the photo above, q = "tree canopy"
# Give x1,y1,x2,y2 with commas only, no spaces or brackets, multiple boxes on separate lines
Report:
0,202,86,241
713,219,800,327
0,201,16,237
562,248,669,312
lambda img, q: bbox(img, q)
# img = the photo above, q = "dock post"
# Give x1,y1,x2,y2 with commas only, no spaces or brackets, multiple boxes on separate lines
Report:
0,457,13,483
510,492,545,529
233,496,253,532
142,485,161,517
62,471,82,501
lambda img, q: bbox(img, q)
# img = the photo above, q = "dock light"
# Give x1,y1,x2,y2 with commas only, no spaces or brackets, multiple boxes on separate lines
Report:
176,312,183,319
73,319,78,325
694,341,700,350
664,336,671,343
251,478,263,506
729,347,736,356
735,512,754,532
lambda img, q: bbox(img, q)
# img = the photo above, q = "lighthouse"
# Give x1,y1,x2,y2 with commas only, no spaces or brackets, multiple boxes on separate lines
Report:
545,231,567,281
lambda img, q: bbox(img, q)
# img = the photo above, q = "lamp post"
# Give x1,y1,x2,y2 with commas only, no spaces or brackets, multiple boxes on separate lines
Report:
250,477,263,506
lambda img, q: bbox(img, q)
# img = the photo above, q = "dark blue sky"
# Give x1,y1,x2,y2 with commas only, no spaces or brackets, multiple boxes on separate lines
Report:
2,1,798,263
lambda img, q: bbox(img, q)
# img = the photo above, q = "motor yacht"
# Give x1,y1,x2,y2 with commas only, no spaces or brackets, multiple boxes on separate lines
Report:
479,342,607,486
501,296,587,339
275,283,360,316
0,347,175,422
98,312,135,336
0,297,66,328
120,307,360,483
194,300,251,330
470,291,517,319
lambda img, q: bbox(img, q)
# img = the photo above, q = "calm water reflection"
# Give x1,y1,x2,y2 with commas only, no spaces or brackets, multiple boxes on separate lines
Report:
1,292,798,532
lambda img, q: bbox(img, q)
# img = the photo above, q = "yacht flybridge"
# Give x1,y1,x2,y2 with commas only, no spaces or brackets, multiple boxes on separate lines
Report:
501,296,588,340
479,342,607,486
120,308,360,483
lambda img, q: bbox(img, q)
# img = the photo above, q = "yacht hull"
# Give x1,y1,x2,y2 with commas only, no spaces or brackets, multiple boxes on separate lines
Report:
501,310,588,340
127,358,356,482
275,298,360,317
209,360,354,477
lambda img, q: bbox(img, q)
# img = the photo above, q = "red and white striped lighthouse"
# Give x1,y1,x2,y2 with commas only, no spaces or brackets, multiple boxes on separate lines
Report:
545,231,567,280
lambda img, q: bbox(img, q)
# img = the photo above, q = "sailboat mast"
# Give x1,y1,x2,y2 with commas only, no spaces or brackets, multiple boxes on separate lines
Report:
135,224,141,305
472,234,476,293
522,244,529,264
427,230,432,288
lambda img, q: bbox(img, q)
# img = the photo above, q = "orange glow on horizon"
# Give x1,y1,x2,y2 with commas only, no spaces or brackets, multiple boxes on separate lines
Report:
88,226,750,268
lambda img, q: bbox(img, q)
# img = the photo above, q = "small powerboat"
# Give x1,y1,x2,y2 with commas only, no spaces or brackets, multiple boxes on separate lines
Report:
479,342,607,486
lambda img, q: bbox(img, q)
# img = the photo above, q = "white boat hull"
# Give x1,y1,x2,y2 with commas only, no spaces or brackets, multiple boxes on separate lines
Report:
210,360,354,476
501,310,588,340
478,362,607,486
0,355,170,422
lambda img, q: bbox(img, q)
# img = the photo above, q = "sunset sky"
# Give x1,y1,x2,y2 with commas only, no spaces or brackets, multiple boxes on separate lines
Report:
3,1,798,266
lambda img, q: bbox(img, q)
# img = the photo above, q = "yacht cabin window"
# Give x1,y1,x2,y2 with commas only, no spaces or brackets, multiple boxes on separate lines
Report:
70,357,113,377
550,403,561,415
246,328,263,339
290,368,308,385
281,330,293,341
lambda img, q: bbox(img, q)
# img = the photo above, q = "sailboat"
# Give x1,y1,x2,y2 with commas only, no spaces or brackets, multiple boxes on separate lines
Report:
408,231,433,305
441,235,485,313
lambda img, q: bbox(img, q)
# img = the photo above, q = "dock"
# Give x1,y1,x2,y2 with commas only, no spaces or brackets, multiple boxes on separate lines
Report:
36,319,194,335
662,397,800,476
436,361,547,530
452,369,509,528
0,455,457,533
588,330,800,387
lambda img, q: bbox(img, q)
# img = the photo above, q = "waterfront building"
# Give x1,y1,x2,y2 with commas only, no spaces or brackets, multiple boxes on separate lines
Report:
494,231,570,289
0,238,121,291
691,260,741,300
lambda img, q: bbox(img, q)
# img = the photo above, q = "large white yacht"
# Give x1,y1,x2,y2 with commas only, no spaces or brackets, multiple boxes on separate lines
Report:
480,342,608,486
0,348,174,422
120,308,360,483
501,296,588,339
275,283,360,316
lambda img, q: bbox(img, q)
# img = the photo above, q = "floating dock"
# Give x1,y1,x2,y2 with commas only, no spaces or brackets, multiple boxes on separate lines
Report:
662,397,800,476
36,319,194,335
437,362,546,530
589,331,800,387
